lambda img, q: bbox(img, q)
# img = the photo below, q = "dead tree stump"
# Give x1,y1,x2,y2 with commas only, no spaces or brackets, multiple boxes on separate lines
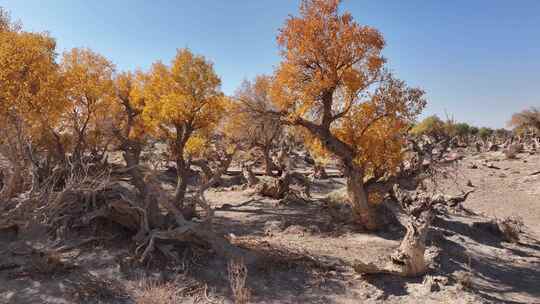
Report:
241,163,259,186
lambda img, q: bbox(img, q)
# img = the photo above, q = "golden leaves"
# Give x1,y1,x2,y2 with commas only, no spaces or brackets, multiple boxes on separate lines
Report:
272,0,426,177
0,27,64,142
272,0,387,123
60,48,117,150
139,48,226,158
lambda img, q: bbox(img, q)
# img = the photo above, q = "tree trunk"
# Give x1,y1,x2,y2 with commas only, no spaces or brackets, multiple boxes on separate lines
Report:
0,162,24,201
263,147,274,176
120,146,163,228
391,209,433,276
241,163,259,186
344,164,378,230
353,209,433,277
174,157,189,208
123,146,146,196
191,159,212,185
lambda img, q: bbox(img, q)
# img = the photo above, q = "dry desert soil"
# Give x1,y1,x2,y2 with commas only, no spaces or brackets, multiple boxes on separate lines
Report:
0,150,539,304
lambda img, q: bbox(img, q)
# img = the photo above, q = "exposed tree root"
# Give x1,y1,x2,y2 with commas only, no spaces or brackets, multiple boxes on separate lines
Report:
31,158,258,268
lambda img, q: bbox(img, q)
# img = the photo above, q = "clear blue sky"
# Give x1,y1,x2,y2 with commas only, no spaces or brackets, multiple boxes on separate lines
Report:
2,0,539,128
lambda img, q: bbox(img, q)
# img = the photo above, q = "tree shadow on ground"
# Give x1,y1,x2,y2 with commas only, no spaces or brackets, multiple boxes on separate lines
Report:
362,275,423,299
235,240,351,303
212,195,406,242
431,212,540,304
146,236,354,304
0,266,130,304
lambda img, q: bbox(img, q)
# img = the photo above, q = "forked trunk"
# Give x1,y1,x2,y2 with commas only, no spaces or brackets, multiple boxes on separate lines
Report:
121,147,163,228
345,164,378,230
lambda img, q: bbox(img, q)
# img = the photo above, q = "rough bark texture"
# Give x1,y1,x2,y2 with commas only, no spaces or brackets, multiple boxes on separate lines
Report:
391,208,433,276
344,164,378,230
259,171,292,199
354,187,440,277
41,162,256,266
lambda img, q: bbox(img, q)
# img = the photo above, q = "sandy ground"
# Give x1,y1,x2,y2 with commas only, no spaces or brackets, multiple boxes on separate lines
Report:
205,150,540,303
0,150,539,303
457,151,540,236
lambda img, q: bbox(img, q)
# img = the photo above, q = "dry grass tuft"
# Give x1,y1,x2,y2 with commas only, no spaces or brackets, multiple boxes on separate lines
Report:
228,258,251,304
497,216,524,243
133,278,182,304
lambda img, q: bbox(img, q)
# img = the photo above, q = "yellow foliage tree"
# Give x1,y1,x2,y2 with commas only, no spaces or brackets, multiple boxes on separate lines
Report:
271,0,426,229
0,13,66,197
140,48,226,207
227,75,283,176
107,71,150,193
508,107,540,135
60,48,116,163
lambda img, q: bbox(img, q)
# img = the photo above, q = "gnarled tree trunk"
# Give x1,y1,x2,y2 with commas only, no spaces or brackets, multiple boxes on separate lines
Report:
344,164,378,230
122,145,146,195
391,209,433,276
